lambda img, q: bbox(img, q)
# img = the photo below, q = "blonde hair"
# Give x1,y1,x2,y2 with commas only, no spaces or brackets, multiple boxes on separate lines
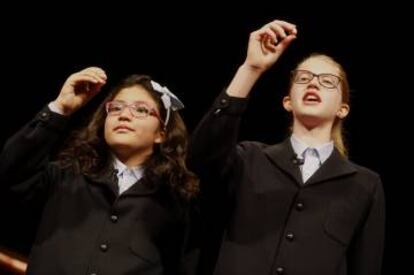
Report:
292,53,350,157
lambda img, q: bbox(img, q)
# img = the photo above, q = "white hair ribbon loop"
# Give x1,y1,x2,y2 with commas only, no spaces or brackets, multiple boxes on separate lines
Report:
150,80,184,127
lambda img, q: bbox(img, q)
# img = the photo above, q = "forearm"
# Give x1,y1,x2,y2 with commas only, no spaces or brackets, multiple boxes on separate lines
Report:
0,106,69,189
226,64,264,98
187,91,248,177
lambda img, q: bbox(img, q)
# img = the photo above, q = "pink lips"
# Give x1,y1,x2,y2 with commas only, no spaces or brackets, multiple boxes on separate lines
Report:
114,124,134,132
303,90,321,104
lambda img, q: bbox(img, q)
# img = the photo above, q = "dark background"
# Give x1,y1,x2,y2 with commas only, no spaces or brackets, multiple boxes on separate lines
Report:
0,4,408,274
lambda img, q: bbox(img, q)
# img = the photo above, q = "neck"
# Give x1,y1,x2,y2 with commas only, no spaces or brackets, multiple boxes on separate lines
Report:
292,120,332,147
113,147,153,168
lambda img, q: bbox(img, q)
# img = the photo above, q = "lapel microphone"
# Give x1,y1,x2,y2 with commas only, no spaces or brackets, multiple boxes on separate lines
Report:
291,154,305,165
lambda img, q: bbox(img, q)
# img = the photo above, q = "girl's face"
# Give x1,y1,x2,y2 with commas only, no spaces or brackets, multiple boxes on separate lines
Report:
283,57,349,128
104,85,165,158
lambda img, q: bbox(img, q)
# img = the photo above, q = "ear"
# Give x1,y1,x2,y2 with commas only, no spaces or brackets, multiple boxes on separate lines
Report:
337,103,350,119
283,96,292,112
154,130,166,144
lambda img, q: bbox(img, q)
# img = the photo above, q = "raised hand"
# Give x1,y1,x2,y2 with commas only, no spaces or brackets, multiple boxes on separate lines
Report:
54,67,107,115
244,20,297,73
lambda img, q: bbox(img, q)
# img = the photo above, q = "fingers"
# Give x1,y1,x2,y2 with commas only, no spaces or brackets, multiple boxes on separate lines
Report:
55,67,108,115
70,67,107,87
267,20,297,37
257,20,297,51
83,67,107,83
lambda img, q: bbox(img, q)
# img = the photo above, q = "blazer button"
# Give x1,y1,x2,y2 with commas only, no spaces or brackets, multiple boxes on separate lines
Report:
40,112,49,121
275,266,284,274
286,232,294,241
100,243,108,252
296,202,304,211
110,215,118,223
218,98,229,108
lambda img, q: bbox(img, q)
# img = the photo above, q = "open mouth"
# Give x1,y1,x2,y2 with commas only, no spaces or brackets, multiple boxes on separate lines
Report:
302,91,321,104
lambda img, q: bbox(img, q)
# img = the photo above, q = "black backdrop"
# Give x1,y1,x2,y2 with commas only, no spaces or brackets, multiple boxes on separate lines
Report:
0,4,408,274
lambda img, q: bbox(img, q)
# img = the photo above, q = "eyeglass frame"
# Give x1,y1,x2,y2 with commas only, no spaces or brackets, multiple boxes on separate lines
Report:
291,69,342,89
105,100,165,125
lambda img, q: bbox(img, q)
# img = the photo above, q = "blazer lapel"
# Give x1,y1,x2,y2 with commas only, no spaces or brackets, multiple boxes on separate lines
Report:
305,149,357,185
264,139,303,185
123,178,160,196
86,167,160,197
264,139,358,186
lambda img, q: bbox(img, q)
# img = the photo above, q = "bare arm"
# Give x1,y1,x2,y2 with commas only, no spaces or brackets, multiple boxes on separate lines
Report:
227,20,297,98
188,19,298,180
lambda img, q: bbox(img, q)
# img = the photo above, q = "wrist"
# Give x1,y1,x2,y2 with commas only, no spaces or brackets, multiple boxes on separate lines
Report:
240,63,266,76
50,100,73,116
226,64,264,98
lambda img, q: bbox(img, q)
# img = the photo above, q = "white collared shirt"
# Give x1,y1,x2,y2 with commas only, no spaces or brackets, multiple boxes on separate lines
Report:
290,134,334,182
113,157,144,194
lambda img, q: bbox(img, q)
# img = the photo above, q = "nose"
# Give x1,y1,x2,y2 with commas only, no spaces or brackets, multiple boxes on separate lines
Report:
305,75,321,90
309,75,320,86
118,106,133,120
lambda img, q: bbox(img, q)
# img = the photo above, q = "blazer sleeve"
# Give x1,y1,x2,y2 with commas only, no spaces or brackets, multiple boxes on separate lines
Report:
187,91,249,181
348,175,385,275
0,106,70,202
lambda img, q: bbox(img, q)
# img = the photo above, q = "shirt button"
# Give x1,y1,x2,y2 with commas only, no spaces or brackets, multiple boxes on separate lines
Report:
110,215,118,223
286,232,295,241
275,266,284,274
90,273,97,275
100,243,108,252
296,202,304,211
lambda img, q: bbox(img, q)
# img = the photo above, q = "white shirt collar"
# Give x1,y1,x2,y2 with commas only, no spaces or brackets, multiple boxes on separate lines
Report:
290,134,334,164
112,156,144,180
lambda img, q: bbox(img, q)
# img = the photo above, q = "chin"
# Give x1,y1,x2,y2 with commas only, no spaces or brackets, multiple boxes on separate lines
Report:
108,137,137,148
110,143,142,157
297,111,320,119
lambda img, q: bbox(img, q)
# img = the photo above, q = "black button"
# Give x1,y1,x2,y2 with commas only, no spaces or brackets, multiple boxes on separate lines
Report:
218,98,229,108
286,232,294,241
100,243,108,252
110,215,118,223
40,112,49,121
296,202,304,211
276,266,284,274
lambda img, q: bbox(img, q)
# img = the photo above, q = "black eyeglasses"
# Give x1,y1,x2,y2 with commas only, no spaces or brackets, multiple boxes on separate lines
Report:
291,69,341,89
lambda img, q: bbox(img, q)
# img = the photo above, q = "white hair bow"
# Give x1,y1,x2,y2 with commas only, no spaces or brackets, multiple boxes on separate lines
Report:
150,80,184,127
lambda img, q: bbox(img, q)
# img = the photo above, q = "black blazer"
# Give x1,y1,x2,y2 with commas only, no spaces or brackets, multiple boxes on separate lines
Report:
188,92,385,275
0,107,196,275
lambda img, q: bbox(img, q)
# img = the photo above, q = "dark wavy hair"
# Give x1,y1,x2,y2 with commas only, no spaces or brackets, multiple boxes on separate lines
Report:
58,75,199,200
